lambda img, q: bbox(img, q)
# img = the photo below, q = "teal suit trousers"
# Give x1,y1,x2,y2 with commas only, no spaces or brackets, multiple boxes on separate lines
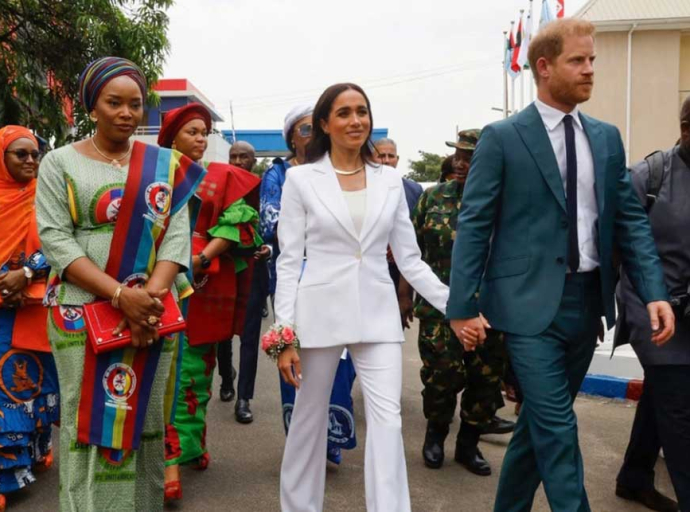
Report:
494,272,603,512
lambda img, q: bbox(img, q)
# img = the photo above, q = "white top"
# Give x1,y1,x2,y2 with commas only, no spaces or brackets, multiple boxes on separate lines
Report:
341,188,367,236
535,99,599,272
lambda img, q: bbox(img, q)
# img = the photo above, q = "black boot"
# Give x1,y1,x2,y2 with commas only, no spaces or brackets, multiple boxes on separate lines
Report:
422,422,449,469
455,422,491,476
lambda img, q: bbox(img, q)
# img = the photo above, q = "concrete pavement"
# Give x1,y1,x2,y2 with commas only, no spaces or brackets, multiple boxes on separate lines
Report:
8,320,676,511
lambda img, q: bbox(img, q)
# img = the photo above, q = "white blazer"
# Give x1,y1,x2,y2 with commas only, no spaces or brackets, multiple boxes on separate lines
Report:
274,154,449,348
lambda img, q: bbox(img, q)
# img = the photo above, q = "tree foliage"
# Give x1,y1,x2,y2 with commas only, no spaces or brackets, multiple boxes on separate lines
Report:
0,0,173,146
251,157,271,178
405,151,445,183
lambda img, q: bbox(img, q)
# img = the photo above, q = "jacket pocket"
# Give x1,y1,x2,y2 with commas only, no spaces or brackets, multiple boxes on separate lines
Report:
484,256,530,280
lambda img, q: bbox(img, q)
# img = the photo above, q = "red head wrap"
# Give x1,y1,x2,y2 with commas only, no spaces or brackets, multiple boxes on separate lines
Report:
157,103,212,148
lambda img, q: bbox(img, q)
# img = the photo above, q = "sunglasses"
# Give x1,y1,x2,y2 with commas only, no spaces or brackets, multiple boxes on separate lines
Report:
6,149,41,162
297,124,313,137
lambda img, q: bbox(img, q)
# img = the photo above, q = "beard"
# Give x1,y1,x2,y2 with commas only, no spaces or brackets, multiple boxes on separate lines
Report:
550,73,593,106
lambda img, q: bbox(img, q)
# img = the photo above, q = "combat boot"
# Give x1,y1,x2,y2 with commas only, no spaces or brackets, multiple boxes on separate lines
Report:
454,422,491,476
422,421,449,469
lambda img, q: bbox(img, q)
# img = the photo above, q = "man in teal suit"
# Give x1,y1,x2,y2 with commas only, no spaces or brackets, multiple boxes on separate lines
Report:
447,19,676,512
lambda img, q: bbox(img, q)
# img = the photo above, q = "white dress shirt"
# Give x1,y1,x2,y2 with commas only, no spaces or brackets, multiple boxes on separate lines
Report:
535,99,599,272
342,188,367,236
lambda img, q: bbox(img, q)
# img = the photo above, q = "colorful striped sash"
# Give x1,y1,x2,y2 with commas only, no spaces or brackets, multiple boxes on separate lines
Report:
77,142,205,450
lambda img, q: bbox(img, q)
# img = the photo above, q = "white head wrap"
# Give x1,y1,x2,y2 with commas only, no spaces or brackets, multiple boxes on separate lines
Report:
283,102,315,143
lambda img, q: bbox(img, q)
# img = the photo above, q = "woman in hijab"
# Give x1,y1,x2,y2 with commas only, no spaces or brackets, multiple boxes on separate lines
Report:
261,104,358,465
0,126,58,511
158,103,262,502
36,57,205,511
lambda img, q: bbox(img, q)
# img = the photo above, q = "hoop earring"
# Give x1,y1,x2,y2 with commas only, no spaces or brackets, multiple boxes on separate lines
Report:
89,114,98,123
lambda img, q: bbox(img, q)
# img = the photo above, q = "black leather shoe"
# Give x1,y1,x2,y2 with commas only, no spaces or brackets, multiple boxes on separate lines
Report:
220,386,235,402
616,484,678,512
478,415,516,435
455,445,491,476
422,423,449,469
235,399,253,424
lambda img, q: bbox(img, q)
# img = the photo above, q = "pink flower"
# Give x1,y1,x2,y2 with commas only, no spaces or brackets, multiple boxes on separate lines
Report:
282,327,295,343
261,334,272,352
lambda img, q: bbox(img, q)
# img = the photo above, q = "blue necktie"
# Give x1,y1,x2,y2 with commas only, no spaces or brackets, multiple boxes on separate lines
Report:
563,114,580,273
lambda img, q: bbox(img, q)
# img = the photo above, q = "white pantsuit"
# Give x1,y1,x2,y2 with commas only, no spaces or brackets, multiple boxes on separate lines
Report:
275,154,449,512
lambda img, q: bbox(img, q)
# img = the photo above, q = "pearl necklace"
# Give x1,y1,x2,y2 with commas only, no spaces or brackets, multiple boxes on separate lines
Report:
91,137,132,169
333,164,365,176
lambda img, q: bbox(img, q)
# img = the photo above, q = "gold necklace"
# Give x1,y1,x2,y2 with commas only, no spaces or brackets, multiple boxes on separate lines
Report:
333,164,365,176
91,137,132,169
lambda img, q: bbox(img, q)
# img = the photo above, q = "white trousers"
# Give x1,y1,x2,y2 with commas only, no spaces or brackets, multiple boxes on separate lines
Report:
280,342,411,512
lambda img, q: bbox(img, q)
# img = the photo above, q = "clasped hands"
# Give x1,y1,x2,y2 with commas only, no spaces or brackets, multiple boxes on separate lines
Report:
0,269,29,308
450,314,492,351
113,286,168,349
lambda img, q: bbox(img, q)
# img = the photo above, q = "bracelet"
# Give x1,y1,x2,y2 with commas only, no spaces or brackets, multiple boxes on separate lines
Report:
111,283,125,309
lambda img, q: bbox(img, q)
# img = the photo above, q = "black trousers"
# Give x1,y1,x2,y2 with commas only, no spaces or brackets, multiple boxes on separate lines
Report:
617,364,690,511
217,260,269,400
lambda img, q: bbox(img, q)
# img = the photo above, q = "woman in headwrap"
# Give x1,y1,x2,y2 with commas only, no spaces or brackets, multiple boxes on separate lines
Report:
158,103,262,502
35,57,205,511
261,104,358,465
0,126,58,511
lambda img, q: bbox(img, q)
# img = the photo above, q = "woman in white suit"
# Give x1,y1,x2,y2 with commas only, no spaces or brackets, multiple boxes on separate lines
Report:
275,83,449,512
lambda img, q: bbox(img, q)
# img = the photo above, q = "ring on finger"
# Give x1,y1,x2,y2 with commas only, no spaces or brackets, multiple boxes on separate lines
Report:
147,315,159,326
1,289,8,296
146,339,154,346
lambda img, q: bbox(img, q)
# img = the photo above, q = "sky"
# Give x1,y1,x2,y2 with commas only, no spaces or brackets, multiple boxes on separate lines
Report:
162,0,589,174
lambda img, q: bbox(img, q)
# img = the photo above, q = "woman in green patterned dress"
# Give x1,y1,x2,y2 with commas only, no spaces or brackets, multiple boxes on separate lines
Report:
35,58,203,511
157,103,262,502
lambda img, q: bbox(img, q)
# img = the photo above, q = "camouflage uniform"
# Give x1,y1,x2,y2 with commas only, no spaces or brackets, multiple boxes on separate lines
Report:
412,178,507,429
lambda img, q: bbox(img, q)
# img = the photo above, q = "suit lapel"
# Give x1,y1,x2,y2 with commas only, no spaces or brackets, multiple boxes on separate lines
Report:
580,113,606,214
359,164,388,243
516,103,567,213
309,156,359,241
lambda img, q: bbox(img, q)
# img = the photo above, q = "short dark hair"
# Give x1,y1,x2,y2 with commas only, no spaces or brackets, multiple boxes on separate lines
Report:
305,83,375,164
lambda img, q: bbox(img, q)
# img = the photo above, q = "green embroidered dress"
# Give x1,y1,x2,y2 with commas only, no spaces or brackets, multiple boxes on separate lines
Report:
36,145,191,511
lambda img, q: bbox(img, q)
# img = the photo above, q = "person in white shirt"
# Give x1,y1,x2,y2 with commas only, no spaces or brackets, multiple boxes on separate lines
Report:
273,82,448,512
446,18,674,512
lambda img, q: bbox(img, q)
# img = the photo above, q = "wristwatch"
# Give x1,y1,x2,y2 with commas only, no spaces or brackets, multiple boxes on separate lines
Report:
22,266,34,285
198,253,211,269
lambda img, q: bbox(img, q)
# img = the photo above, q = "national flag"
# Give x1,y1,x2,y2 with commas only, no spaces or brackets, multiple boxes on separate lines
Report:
505,28,519,80
518,11,533,70
511,15,523,74
540,0,554,29
556,0,565,18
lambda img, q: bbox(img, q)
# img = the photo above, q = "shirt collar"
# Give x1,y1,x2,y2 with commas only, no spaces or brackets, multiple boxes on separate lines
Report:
535,98,583,132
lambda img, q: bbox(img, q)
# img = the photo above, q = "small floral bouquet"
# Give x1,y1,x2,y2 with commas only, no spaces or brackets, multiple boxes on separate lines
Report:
261,324,300,361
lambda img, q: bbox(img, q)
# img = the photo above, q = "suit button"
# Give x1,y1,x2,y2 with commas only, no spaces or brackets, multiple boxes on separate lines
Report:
556,257,564,264
561,219,568,229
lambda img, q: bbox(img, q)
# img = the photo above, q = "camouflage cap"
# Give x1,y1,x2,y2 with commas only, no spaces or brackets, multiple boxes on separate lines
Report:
445,129,481,151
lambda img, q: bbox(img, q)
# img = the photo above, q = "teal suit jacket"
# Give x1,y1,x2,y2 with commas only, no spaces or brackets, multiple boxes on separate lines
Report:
446,103,667,336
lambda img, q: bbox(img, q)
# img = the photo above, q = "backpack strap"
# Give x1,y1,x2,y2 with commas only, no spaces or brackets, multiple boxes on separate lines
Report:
644,150,665,212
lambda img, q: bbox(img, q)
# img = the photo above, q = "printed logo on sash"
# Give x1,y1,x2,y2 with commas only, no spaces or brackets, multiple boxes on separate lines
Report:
52,306,86,333
91,185,124,225
0,350,43,403
122,273,148,289
102,363,137,408
145,182,172,218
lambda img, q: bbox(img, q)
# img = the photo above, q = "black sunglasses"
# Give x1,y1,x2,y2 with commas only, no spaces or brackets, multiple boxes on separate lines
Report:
6,149,41,162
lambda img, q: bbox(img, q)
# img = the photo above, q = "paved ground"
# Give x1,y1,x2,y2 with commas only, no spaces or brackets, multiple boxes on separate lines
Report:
8,319,676,511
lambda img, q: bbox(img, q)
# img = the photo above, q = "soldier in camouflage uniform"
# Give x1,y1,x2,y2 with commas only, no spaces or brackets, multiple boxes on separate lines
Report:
412,129,514,474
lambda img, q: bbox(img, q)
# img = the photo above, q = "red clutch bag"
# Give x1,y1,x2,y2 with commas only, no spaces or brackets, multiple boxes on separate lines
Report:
83,292,186,354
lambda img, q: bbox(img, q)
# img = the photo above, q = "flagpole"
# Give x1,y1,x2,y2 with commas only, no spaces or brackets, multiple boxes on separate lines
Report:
503,31,509,118
519,9,525,111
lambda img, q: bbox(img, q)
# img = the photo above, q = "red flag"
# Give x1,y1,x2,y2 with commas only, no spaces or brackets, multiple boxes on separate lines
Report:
556,0,565,18
511,17,523,74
